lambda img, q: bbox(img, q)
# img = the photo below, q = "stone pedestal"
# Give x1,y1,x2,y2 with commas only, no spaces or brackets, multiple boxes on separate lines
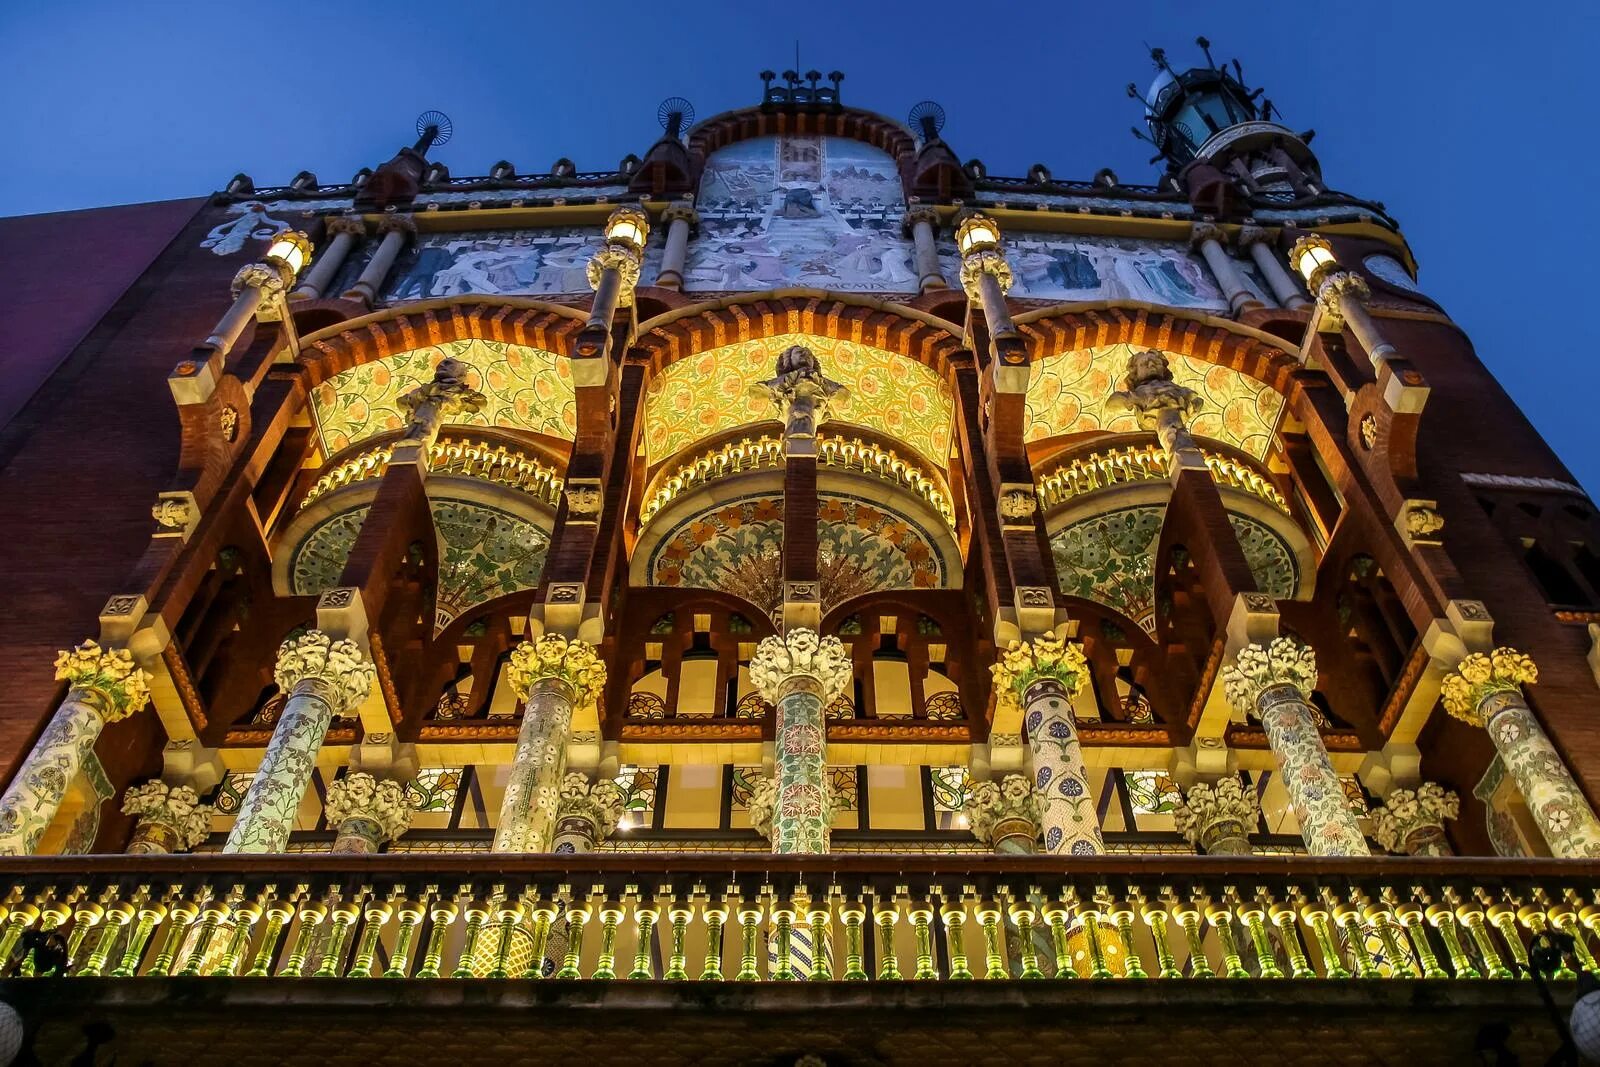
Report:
1370,782,1458,856
748,629,852,854
992,635,1104,855
492,636,606,853
223,632,375,854
1173,776,1259,856
0,642,151,856
323,772,411,854
1222,636,1370,857
121,780,211,855
1443,648,1600,858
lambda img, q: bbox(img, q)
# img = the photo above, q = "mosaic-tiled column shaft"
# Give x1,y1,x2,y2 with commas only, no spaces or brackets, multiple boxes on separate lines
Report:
1443,648,1600,859
962,773,1041,854
492,635,606,853
121,780,211,855
223,632,375,854
323,773,411,854
993,635,1105,855
749,629,852,854
1173,775,1259,856
551,772,626,853
1370,781,1458,857
0,642,151,856
1222,636,1370,857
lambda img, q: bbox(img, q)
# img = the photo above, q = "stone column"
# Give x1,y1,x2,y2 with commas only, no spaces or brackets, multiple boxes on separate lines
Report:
1238,227,1309,309
551,772,626,853
962,773,1041,854
0,642,151,856
492,635,606,852
292,215,366,301
901,206,946,292
342,214,414,304
323,772,411,854
1108,349,1203,460
577,206,649,358
1443,648,1600,858
992,635,1105,855
207,261,291,353
120,780,211,855
748,629,853,854
1369,781,1458,856
959,248,1018,343
223,631,376,854
654,202,699,291
1190,223,1258,314
1173,775,1259,856
1222,636,1371,856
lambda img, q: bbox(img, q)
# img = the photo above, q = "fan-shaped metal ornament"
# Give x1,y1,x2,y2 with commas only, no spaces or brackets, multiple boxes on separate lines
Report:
657,97,696,132
907,100,946,138
416,110,454,147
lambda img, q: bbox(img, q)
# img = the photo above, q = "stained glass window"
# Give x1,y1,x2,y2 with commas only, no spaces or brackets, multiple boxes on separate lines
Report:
211,772,254,817
1124,770,1181,816
829,768,860,812
930,766,969,830
405,768,464,813
614,765,660,821
729,767,762,812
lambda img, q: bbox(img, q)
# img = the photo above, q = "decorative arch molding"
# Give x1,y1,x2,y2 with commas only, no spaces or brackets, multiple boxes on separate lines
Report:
296,298,588,390
685,105,919,184
1013,302,1301,395
632,291,964,375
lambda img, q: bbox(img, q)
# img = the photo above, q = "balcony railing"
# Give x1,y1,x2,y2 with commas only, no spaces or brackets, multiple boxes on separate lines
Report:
1036,443,1289,514
301,436,565,510
1,854,1594,983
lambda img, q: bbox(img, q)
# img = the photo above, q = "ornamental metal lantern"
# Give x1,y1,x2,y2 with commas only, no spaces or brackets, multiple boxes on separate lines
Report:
602,206,650,256
1289,233,1338,290
265,230,313,279
955,213,1001,257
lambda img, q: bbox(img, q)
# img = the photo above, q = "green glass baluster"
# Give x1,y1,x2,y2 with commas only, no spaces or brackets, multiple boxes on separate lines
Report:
178,899,227,977
521,904,557,980
770,905,796,981
630,901,659,980
977,903,1008,979
1208,905,1249,979
314,901,360,978
1041,904,1075,979
1141,904,1183,980
414,902,458,979
875,898,902,980
806,902,834,980
840,902,869,981
734,903,762,981
212,901,261,977
1486,899,1531,978
347,902,391,978
1175,904,1214,979
149,901,200,977
1458,907,1512,979
113,904,163,978
940,901,972,980
663,904,691,981
244,899,294,978
699,897,728,981
1392,895,1447,979
911,903,938,980
1112,906,1148,979
451,899,490,979
1303,906,1352,979
555,906,590,980
1427,902,1480,979
384,899,427,978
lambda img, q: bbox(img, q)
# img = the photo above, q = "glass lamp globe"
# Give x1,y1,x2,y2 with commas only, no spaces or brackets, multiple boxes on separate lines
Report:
603,207,650,254
265,230,313,278
956,213,1001,256
1571,986,1600,1062
1289,234,1337,288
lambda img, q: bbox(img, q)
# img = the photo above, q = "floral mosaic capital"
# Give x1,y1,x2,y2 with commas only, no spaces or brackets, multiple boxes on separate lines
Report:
1221,635,1318,714
121,779,211,849
54,640,152,723
556,772,627,844
1440,647,1537,726
1369,781,1459,854
991,633,1088,713
273,630,376,716
506,634,607,709
323,772,411,843
962,774,1041,848
748,628,852,706
1172,775,1260,849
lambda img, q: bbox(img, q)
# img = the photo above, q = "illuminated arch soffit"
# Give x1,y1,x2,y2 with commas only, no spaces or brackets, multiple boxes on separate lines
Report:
645,490,951,620
289,496,551,632
1050,503,1298,634
312,337,576,454
1025,343,1284,461
642,332,953,469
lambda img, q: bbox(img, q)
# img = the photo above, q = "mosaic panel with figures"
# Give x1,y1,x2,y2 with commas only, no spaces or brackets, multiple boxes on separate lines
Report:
937,232,1230,309
382,227,624,302
643,333,952,467
1025,344,1283,460
647,492,946,614
313,338,575,453
291,499,549,624
1050,505,1297,631
687,135,915,293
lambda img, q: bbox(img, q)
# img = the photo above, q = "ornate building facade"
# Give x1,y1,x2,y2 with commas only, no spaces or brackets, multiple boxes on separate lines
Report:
0,51,1597,1062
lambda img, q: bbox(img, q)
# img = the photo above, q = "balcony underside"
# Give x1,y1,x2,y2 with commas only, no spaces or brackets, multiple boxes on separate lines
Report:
4,976,1569,1066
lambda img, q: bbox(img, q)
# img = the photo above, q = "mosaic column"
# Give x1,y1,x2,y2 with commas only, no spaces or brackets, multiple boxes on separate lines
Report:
654,202,699,291
961,773,1041,854
291,215,366,300
901,205,946,292
1173,775,1259,856
1190,223,1256,314
120,780,212,855
992,634,1105,855
551,772,626,853
342,214,414,303
1238,226,1309,309
1370,781,1458,857
0,642,151,856
748,629,853,854
323,772,412,854
492,635,607,853
223,631,375,854
1222,636,1371,857
1442,648,1600,858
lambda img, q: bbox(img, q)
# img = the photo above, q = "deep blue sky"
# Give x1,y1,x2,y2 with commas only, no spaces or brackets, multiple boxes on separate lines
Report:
6,2,1599,490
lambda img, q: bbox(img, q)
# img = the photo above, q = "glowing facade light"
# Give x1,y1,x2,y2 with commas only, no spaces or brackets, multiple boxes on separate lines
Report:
955,213,1002,257
265,230,314,279
603,207,650,255
1289,233,1338,289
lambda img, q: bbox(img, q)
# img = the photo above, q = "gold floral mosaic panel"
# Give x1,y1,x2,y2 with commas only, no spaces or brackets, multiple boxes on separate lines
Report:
642,333,953,467
1025,343,1284,460
313,338,576,453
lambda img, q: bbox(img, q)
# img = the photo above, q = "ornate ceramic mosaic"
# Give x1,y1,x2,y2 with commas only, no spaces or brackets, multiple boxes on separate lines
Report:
1025,343,1284,460
647,493,945,610
313,338,576,454
1049,504,1297,630
404,768,463,814
290,499,550,623
1124,770,1181,816
642,333,953,467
